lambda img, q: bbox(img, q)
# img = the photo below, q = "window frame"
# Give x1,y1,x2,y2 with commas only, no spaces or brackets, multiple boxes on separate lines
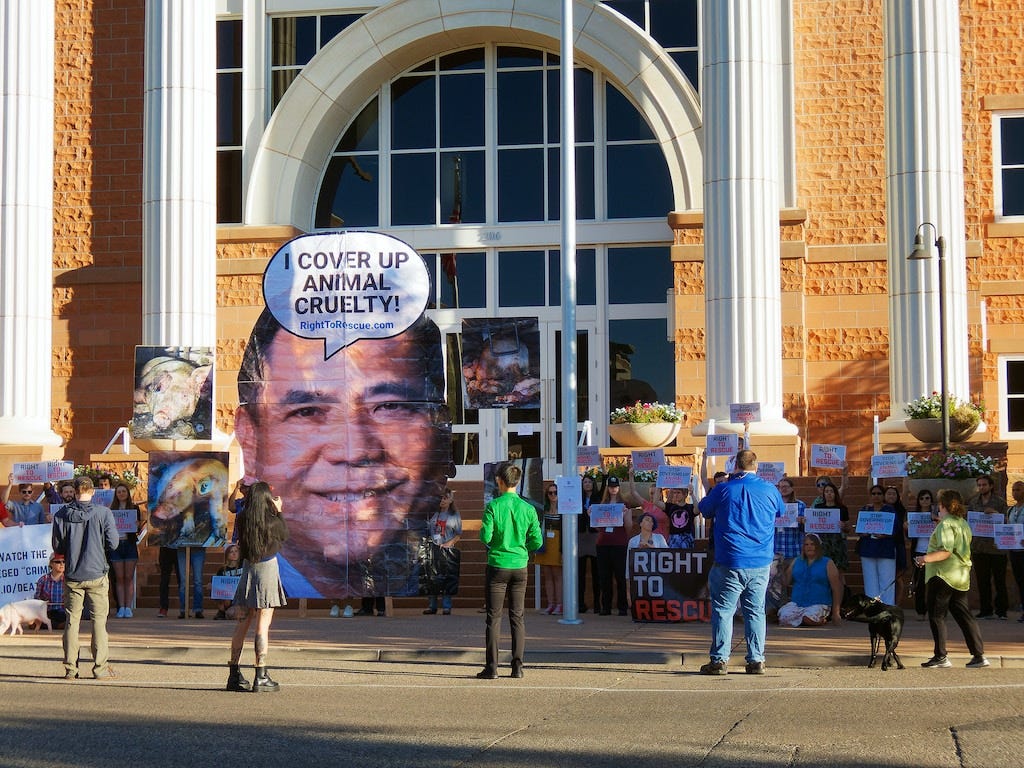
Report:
993,111,1024,221
998,354,1024,440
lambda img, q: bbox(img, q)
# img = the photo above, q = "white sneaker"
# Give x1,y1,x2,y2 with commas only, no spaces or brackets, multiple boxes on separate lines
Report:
116,607,126,618
123,607,133,618
342,605,354,618
966,655,991,668
330,604,341,618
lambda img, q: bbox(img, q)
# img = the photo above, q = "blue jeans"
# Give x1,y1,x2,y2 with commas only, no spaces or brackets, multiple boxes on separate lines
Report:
708,563,770,665
427,593,452,611
177,547,206,614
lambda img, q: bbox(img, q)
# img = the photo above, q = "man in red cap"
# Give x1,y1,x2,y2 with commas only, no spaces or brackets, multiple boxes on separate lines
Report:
34,553,67,630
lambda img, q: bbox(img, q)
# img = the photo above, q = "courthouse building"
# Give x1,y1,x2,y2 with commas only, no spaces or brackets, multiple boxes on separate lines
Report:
1,0,1023,482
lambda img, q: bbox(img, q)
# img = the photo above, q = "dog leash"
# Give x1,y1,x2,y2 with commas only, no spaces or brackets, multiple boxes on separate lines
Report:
870,576,898,603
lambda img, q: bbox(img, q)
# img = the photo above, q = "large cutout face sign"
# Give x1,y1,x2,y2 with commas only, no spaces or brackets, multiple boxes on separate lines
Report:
236,232,453,599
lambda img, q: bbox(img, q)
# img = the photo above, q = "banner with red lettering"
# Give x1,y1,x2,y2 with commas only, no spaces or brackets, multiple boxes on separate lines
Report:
628,545,711,622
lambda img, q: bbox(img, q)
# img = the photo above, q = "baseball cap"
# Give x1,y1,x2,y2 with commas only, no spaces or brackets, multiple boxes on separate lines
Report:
607,476,620,487
50,553,64,562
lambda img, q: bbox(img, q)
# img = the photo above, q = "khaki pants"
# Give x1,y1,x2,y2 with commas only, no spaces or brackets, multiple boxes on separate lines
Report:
64,574,111,677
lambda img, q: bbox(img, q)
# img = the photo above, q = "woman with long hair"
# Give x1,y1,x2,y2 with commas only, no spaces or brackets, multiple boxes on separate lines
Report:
577,474,602,613
595,476,632,616
534,484,563,615
915,489,988,668
856,484,902,604
909,488,939,619
108,482,144,618
812,481,849,575
227,481,289,692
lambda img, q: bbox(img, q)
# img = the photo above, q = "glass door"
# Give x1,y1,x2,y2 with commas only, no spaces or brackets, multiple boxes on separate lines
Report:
505,322,597,479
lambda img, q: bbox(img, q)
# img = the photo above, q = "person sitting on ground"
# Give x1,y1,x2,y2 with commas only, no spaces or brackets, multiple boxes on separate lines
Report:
34,553,67,629
778,534,844,627
214,544,245,619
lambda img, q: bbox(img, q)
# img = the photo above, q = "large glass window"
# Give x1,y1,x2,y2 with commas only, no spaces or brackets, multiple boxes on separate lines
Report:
995,114,1024,219
270,14,362,109
999,356,1024,438
316,45,671,228
609,319,675,409
602,0,700,89
216,19,243,224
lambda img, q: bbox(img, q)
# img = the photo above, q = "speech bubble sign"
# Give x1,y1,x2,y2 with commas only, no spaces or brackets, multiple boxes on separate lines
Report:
263,231,430,359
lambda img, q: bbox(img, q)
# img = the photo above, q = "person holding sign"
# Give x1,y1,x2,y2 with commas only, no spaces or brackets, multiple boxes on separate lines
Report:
967,475,1009,620
109,482,145,619
811,482,849,573
856,485,902,604
533,484,563,616
596,476,633,616
697,450,784,675
5,476,47,526
228,481,289,692
768,478,806,618
909,489,939,619
477,463,543,680
214,544,245,620
235,309,453,600
778,534,843,627
915,489,989,669
577,474,603,613
1007,482,1024,622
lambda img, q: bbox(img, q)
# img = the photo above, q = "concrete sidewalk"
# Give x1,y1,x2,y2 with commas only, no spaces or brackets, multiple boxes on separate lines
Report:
6,606,1023,670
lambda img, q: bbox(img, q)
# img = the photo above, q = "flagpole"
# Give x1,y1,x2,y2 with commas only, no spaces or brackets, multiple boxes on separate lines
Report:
559,0,581,625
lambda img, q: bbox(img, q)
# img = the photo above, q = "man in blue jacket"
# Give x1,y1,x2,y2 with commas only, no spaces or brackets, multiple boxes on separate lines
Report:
697,449,784,675
52,476,119,680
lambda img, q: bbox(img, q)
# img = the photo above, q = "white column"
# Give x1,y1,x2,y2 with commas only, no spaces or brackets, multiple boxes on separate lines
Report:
881,1,969,431
143,0,217,347
0,2,62,446
699,0,797,436
243,0,267,204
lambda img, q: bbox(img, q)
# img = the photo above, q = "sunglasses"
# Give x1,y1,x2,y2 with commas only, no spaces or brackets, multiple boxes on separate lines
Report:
547,490,558,496
816,482,828,487
21,490,33,494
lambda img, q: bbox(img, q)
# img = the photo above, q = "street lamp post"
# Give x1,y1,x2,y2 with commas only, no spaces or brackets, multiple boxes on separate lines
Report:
908,223,948,452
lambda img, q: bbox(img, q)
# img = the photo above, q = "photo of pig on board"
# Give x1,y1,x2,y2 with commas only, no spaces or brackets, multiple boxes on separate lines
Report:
235,231,454,600
130,346,214,440
146,452,230,548
461,318,541,410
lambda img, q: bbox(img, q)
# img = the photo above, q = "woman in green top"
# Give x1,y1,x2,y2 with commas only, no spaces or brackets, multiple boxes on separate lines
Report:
477,462,543,680
914,489,988,669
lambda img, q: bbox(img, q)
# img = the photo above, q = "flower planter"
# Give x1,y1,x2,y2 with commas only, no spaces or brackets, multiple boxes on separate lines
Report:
607,422,680,448
905,417,978,443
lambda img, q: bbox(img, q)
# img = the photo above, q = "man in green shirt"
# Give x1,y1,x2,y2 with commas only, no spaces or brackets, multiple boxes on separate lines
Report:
478,463,543,680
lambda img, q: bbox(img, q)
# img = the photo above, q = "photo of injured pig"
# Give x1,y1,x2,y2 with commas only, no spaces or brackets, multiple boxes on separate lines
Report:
131,346,214,440
460,318,541,409
146,451,229,548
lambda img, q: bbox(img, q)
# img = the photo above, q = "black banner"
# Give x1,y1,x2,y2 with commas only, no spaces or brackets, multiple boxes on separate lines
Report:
628,545,711,622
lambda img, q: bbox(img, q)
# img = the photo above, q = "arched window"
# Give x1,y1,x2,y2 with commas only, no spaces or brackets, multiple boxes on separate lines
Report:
315,45,672,229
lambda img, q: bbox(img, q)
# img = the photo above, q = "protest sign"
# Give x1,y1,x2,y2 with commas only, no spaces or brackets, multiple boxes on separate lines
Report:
968,511,1004,538
631,449,664,473
871,453,907,478
112,508,139,536
810,444,846,470
589,503,625,529
756,462,785,484
0,524,52,602
729,402,761,423
628,546,711,623
775,503,801,528
555,475,582,515
576,445,601,467
907,512,937,540
994,523,1024,550
855,510,896,535
805,508,841,534
706,433,739,457
656,465,691,489
211,575,241,601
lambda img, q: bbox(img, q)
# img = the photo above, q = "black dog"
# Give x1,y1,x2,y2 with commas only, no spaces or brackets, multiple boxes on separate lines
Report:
840,593,905,671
